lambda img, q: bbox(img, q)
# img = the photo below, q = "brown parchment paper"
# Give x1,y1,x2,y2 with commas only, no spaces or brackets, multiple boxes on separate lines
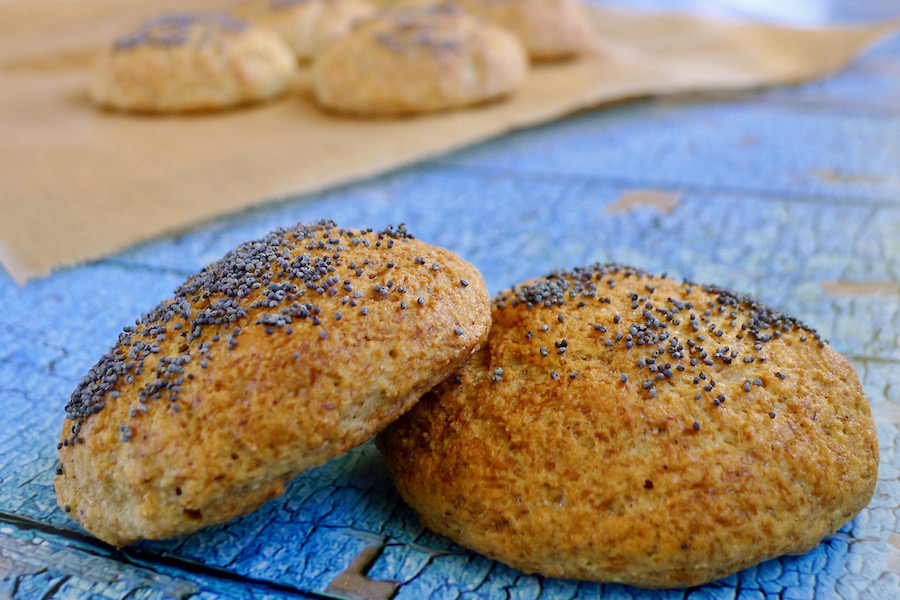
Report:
0,0,894,283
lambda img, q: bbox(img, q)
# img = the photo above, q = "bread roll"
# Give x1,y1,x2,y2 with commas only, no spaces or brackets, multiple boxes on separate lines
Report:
55,220,491,546
379,263,878,588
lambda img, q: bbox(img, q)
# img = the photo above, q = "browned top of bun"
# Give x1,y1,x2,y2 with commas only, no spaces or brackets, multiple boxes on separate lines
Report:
310,5,528,115
56,220,490,546
89,13,295,113
379,263,878,588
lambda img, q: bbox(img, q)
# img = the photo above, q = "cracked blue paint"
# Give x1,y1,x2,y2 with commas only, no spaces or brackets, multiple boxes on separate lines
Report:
3,1,900,597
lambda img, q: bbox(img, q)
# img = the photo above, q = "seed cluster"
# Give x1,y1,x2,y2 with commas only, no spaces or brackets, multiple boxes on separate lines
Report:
115,13,248,50
268,0,311,10
61,220,463,447
493,263,824,423
374,5,466,55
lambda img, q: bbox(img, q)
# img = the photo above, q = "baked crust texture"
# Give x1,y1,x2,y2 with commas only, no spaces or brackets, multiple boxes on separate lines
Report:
234,0,376,61
55,220,491,546
378,263,879,588
456,0,592,60
311,6,528,116
370,0,593,60
89,13,295,113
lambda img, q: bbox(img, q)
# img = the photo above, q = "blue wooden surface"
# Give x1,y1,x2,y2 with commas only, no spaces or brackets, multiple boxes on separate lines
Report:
3,1,900,598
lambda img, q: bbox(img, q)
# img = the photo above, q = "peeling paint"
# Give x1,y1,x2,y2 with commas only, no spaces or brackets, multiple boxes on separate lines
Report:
812,168,900,187
326,543,398,600
604,190,682,214
870,401,900,425
821,281,900,297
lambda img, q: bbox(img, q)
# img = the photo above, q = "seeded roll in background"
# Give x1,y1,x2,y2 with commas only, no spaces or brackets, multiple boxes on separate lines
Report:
370,0,593,61
55,221,491,546
310,5,528,116
454,0,592,61
234,0,376,62
378,263,878,588
90,13,295,113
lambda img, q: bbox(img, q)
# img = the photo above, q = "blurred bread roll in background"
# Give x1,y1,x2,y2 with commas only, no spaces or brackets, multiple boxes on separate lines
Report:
90,13,296,113
371,0,593,60
235,0,377,61
311,6,529,116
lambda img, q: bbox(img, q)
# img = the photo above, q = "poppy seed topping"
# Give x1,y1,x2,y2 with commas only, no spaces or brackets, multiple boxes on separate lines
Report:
378,262,877,589
61,221,459,446
57,220,493,547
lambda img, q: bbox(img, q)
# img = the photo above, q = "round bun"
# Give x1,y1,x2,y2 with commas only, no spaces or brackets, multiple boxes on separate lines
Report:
369,0,593,60
55,221,491,546
378,263,879,588
234,0,376,61
455,0,592,61
310,6,528,116
89,13,295,113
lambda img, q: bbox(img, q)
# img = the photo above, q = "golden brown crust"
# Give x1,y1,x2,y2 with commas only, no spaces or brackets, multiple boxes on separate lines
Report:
455,0,592,61
234,0,377,61
89,13,295,113
55,221,491,546
378,263,879,588
310,6,528,116
371,0,593,60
